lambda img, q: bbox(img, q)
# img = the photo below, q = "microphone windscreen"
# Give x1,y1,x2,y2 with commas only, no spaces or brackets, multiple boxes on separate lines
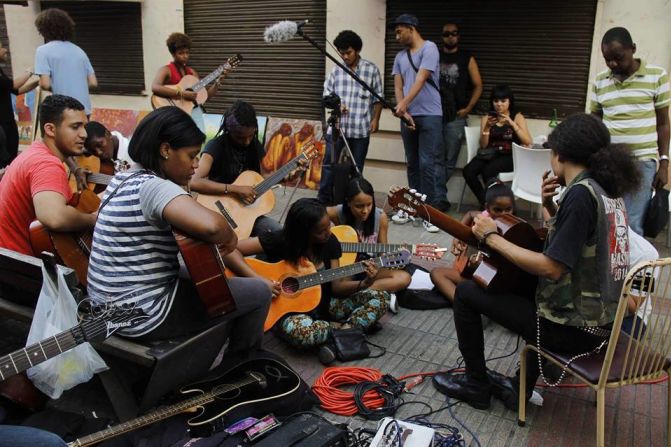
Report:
263,20,298,43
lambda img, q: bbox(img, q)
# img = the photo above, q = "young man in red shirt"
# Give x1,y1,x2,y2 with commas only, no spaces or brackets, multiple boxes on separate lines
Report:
0,94,96,255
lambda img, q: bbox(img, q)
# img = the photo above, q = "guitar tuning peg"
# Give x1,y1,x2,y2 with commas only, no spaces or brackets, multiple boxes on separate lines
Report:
420,194,427,202
409,188,417,194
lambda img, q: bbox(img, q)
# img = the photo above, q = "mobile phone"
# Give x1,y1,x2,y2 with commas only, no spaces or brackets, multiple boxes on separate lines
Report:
488,110,498,118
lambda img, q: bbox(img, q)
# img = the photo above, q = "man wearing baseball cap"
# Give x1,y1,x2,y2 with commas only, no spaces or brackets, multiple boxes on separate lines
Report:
389,14,448,232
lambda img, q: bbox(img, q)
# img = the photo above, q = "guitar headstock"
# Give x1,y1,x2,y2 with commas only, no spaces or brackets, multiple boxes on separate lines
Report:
78,302,149,342
414,244,446,260
226,53,243,70
114,159,131,173
301,142,319,161
387,187,427,218
379,249,411,269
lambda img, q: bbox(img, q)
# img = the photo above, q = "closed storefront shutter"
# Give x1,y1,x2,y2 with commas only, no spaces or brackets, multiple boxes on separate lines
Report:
44,1,144,95
184,0,326,120
385,0,598,119
0,6,11,75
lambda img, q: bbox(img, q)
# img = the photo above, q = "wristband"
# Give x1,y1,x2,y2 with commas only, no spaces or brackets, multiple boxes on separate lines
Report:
481,230,498,245
224,184,228,194
660,155,669,162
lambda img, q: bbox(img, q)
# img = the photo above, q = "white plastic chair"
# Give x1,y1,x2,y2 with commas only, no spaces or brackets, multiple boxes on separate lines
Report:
456,126,483,211
511,142,552,217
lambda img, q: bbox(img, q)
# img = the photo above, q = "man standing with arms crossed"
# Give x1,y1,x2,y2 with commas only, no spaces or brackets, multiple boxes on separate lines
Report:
318,30,383,205
390,14,447,232
440,21,483,185
591,26,670,236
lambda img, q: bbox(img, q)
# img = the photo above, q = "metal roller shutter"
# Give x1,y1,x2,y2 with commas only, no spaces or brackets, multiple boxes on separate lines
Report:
44,1,145,95
385,0,598,119
0,7,11,76
185,0,326,120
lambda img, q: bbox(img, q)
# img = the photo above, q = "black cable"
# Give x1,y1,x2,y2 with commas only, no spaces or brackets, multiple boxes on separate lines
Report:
353,374,406,420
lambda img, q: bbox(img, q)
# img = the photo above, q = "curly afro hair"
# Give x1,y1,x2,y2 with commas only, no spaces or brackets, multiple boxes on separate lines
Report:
35,8,75,42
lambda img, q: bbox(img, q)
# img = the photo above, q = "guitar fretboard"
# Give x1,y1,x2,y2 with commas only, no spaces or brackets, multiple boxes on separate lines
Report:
191,61,233,92
296,255,400,291
0,328,80,381
340,242,411,254
253,152,307,196
86,172,112,186
68,374,259,447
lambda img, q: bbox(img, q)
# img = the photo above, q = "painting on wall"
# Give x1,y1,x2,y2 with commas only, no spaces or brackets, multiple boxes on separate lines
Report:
262,117,325,190
90,108,143,138
13,90,37,146
202,113,269,147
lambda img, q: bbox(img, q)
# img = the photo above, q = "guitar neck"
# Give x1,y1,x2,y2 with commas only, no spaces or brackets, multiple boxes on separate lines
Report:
340,242,410,254
0,327,81,382
190,63,228,92
87,172,112,186
253,153,305,196
68,375,257,447
415,206,478,246
296,256,389,291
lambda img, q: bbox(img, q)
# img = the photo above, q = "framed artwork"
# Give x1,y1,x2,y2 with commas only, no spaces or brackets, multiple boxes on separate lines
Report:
12,89,38,146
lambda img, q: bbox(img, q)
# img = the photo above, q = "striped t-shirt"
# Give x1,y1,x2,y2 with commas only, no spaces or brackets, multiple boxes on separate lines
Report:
87,171,188,337
590,59,670,160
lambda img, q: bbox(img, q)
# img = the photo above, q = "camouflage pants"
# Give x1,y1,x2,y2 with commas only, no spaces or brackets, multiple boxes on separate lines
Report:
278,289,390,348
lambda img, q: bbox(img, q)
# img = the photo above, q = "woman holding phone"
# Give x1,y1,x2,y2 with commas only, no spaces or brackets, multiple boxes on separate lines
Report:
463,84,531,206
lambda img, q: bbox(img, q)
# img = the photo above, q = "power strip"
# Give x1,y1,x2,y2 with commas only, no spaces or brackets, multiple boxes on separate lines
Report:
369,417,434,447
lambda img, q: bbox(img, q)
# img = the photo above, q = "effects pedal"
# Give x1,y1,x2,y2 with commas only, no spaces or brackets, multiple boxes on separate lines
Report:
370,417,435,447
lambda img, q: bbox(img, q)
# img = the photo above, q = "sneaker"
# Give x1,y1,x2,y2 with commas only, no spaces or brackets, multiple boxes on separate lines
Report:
392,210,409,224
422,220,440,233
388,293,398,314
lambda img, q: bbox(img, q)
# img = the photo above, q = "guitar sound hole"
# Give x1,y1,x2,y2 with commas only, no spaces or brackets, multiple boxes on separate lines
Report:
281,277,299,294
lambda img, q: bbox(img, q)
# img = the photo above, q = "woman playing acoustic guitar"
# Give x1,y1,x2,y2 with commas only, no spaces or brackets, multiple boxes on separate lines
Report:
87,107,271,355
430,181,515,304
236,198,389,349
327,177,411,299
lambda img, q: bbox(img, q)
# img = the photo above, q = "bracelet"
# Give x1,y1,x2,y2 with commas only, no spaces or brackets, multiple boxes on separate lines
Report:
482,131,490,136
481,230,498,245
357,279,366,291
224,184,228,194
660,155,669,162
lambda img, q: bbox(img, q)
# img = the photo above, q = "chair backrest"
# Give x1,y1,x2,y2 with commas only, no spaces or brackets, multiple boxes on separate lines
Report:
510,142,552,204
463,126,481,164
601,257,671,386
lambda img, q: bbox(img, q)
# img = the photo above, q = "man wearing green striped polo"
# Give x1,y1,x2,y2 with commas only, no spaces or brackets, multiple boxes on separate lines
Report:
591,27,670,236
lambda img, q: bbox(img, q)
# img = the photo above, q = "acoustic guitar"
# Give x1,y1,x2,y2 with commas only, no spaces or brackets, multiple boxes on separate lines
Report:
197,143,319,239
229,250,411,331
150,54,243,114
330,225,446,266
29,189,100,287
0,305,147,411
67,357,302,446
388,187,543,294
67,155,129,193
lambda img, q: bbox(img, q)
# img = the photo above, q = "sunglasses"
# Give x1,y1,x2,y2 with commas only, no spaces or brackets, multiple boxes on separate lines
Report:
442,31,459,37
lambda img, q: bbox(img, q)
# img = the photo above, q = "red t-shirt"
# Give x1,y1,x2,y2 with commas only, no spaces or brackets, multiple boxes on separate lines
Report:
0,141,72,255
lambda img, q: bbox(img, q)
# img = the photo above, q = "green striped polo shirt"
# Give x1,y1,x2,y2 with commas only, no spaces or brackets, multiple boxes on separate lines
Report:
590,59,670,160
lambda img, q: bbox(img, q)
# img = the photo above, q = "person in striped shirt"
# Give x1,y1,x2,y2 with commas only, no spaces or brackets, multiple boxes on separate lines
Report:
87,107,271,355
590,26,670,235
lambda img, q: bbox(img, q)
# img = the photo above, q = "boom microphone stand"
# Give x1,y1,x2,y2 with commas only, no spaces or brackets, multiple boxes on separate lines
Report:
296,29,413,128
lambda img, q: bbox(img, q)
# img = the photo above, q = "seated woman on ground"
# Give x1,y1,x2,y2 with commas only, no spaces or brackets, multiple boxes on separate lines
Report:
463,84,532,207
232,198,390,349
327,176,411,295
86,107,272,356
430,182,515,303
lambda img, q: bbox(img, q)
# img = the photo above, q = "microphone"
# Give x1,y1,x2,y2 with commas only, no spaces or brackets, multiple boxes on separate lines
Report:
263,20,309,43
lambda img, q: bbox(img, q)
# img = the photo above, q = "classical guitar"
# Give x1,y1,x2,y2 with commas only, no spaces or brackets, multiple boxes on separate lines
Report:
173,209,238,318
388,187,543,293
0,305,147,411
67,155,129,193
196,143,319,239
229,250,411,331
67,357,302,446
29,189,100,287
331,225,446,266
150,54,243,114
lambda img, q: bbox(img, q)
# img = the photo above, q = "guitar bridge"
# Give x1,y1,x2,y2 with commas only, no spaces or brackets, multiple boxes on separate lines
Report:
215,200,238,229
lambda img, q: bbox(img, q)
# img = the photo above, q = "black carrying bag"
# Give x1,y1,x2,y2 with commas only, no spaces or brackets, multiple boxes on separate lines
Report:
643,186,669,238
396,288,451,310
330,328,385,362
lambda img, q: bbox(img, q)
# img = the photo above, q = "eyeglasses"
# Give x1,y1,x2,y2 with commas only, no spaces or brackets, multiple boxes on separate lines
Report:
442,31,459,37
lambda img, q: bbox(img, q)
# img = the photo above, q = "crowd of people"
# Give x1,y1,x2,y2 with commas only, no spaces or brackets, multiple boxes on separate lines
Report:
0,7,668,446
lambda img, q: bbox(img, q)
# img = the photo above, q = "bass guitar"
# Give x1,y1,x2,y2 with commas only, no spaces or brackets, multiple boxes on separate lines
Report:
331,225,446,266
150,54,243,114
197,143,319,239
29,189,100,287
229,250,411,331
388,187,543,293
67,357,302,446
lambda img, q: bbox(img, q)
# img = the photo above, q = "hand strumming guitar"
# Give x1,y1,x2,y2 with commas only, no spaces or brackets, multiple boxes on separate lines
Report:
181,90,198,102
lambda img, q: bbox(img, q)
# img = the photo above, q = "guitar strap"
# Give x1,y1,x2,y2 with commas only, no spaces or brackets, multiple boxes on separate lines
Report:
406,49,440,93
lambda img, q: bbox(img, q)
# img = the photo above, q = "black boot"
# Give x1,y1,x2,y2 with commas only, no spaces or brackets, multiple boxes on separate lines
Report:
487,369,534,411
432,372,491,410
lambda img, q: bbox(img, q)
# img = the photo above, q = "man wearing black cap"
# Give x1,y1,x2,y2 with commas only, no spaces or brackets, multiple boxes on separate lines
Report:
390,14,448,231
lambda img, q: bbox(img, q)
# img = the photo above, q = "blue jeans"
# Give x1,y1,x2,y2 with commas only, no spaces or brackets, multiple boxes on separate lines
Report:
443,118,466,182
0,426,66,447
400,115,447,207
317,133,370,204
624,159,656,236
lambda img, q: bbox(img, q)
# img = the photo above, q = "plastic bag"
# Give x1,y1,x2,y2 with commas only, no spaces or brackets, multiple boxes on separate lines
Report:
643,187,669,238
26,265,107,399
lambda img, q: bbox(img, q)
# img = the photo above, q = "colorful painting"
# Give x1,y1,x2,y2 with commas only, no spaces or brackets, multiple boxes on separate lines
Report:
202,113,268,146
90,108,146,138
262,117,326,190
12,90,37,145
